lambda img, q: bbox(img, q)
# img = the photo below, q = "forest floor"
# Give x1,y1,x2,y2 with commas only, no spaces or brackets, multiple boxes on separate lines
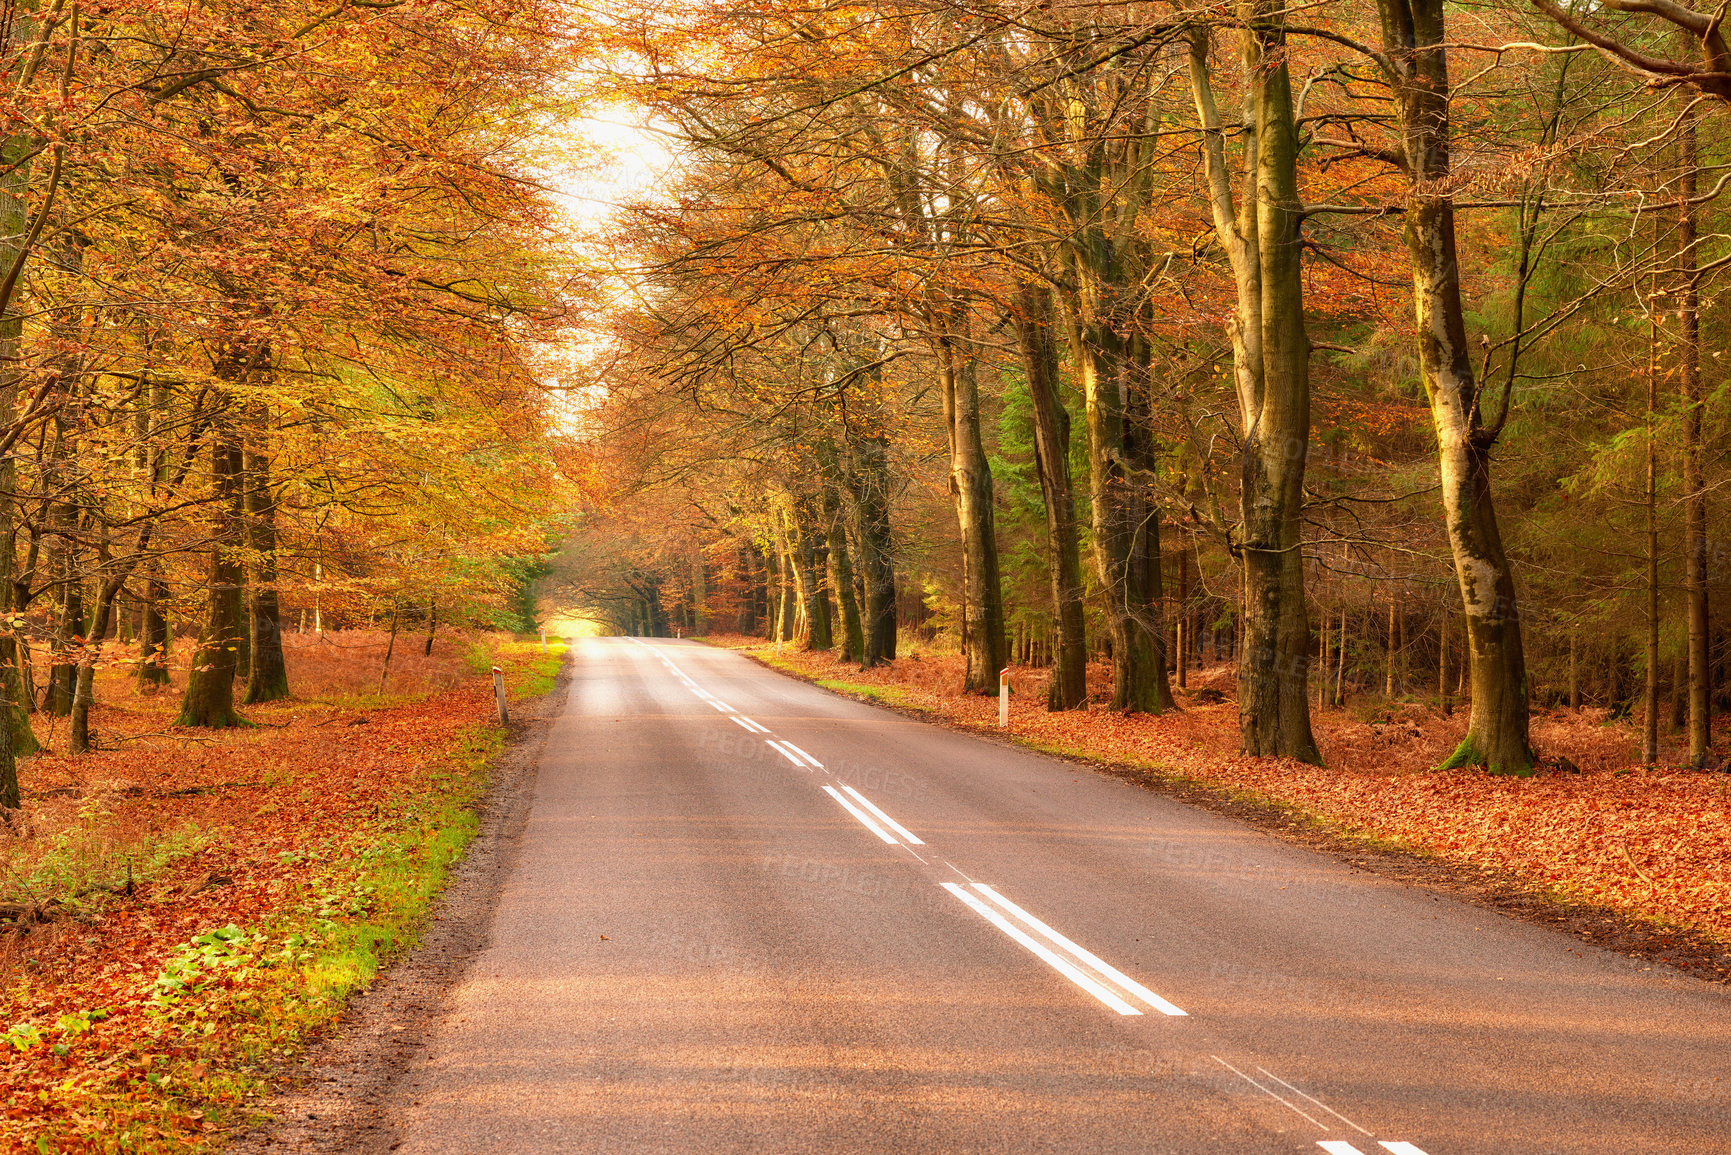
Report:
0,629,565,1153
710,635,1731,985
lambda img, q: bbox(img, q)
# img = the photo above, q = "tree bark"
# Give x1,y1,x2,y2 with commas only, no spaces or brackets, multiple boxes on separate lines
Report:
790,497,832,650
1335,608,1349,706
46,569,81,717
1317,605,1330,710
243,447,289,704
1064,306,1170,713
1378,0,1533,772
935,319,1005,692
1188,21,1320,761
136,571,171,688
178,433,247,728
1672,650,1687,730
70,575,130,754
824,485,865,661
1176,545,1191,691
0,16,48,801
1644,271,1660,764
1679,109,1711,768
1014,285,1088,710
1385,596,1397,698
844,426,898,664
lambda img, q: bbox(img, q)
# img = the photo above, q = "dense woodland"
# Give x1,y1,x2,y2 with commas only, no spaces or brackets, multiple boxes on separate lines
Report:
561,0,1731,775
0,0,581,806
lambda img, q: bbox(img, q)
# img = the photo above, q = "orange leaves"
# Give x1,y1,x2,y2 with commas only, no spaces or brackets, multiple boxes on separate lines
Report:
0,630,542,1148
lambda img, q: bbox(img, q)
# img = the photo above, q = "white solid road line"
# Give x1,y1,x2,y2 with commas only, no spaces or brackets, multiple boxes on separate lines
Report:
840,785,925,845
942,883,1142,1015
765,741,811,771
821,785,900,845
778,740,824,768
972,884,1185,1015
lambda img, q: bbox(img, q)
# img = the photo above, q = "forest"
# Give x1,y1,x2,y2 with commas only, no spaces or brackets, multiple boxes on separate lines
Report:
565,0,1731,780
0,0,581,807
5,0,1731,1145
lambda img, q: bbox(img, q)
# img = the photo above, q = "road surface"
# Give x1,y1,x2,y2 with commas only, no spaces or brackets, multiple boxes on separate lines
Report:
384,637,1731,1153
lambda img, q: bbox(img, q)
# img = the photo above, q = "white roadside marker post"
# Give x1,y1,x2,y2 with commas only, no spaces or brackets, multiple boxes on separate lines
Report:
492,666,509,725
539,628,547,653
999,667,1010,729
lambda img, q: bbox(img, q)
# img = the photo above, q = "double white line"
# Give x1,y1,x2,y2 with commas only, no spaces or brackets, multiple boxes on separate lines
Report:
943,882,1185,1017
1321,1144,1428,1155
822,784,924,846
767,739,822,770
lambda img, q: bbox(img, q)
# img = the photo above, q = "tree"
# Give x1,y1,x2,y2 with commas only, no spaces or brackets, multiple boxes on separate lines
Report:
1373,0,1534,773
1188,15,1322,762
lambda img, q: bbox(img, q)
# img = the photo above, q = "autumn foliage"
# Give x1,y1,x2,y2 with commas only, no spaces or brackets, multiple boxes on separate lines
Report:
0,633,559,1149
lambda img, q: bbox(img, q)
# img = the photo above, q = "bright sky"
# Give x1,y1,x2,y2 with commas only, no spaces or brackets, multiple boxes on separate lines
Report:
553,108,675,227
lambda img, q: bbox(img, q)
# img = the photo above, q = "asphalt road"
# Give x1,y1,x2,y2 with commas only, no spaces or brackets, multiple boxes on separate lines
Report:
387,637,1731,1154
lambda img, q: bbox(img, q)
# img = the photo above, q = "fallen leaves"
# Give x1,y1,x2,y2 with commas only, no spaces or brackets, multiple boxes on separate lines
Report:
0,630,555,1151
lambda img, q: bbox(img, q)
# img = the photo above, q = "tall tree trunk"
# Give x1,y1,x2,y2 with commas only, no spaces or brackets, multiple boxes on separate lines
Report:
243,448,289,704
1317,606,1330,710
1385,596,1397,697
1065,309,1170,713
0,17,49,802
43,407,80,718
1335,608,1349,706
824,487,865,662
1176,545,1191,691
379,601,400,694
70,576,130,754
790,498,832,650
137,571,171,688
178,433,246,728
1378,0,1532,772
1679,110,1711,768
424,602,438,656
1644,275,1660,764
845,425,898,664
773,534,796,644
1672,650,1687,730
935,319,1005,692
1188,21,1320,761
1015,285,1087,710
46,568,81,717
